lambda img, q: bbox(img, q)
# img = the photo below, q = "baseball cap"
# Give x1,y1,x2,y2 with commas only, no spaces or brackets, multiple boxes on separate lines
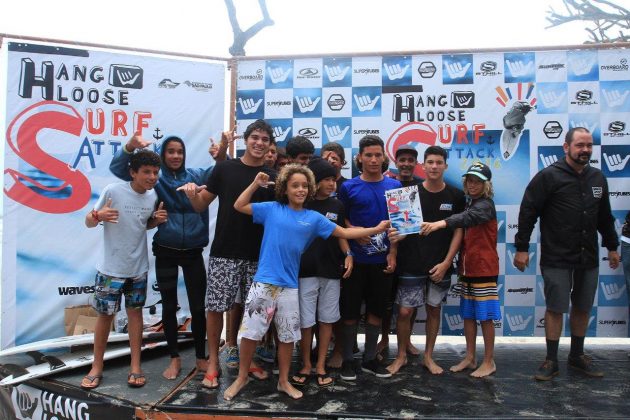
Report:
463,162,492,181
395,144,418,159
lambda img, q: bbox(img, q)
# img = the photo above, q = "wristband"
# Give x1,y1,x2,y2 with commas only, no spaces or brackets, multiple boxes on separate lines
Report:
91,209,100,222
345,250,354,257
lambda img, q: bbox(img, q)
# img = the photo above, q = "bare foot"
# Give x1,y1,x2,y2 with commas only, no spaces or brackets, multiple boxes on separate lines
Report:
406,343,421,356
196,358,209,372
386,356,408,375
422,357,444,375
327,351,342,369
450,356,477,372
224,376,250,401
277,381,303,399
470,361,496,378
162,357,181,380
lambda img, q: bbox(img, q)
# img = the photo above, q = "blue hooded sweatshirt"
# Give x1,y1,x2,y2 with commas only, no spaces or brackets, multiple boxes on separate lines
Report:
109,136,213,250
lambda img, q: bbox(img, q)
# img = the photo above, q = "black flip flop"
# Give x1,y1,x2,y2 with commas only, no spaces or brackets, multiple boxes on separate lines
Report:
289,372,310,386
316,373,334,388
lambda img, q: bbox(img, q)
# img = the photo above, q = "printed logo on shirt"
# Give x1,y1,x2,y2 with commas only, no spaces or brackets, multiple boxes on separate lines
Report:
298,220,311,226
439,203,453,211
325,212,338,221
592,186,603,198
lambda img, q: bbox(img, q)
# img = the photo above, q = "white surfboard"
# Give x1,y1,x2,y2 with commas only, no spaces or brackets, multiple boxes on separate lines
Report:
0,329,190,358
0,318,191,357
0,335,193,386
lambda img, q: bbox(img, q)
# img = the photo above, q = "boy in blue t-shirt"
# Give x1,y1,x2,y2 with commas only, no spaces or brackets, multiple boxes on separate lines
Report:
224,164,389,401
337,135,402,381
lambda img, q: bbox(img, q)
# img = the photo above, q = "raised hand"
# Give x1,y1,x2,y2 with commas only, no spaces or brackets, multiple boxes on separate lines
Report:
254,172,274,188
152,202,168,225
127,132,152,152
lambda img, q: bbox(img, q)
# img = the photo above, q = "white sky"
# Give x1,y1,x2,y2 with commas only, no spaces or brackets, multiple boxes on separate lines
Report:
0,0,605,58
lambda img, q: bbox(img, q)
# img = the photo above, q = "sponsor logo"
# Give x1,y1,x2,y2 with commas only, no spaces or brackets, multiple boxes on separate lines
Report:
353,129,380,135
481,61,497,72
600,58,629,72
12,385,91,420
451,91,475,108
439,203,453,211
604,120,630,137
238,69,264,81
266,100,292,107
506,287,534,294
576,89,593,101
298,128,318,137
58,286,95,296
417,61,437,78
476,61,501,76
109,64,143,89
353,67,379,74
609,191,630,197
609,121,626,132
570,89,597,106
298,67,319,77
598,319,627,325
327,94,346,110
182,80,212,92
538,63,565,70
543,121,563,139
592,186,603,198
158,79,180,89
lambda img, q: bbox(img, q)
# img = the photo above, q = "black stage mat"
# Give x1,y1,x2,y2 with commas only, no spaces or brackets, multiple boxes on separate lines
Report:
159,342,630,418
6,340,630,419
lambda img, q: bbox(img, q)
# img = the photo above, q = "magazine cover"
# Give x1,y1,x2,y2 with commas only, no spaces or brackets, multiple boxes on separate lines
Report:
385,185,423,235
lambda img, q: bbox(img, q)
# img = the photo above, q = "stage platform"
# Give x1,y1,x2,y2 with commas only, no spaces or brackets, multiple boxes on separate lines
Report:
2,337,630,419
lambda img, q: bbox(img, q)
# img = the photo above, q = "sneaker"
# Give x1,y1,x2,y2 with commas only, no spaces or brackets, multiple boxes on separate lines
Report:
568,354,603,377
255,345,275,363
361,359,392,378
340,360,357,381
534,359,559,381
225,346,239,368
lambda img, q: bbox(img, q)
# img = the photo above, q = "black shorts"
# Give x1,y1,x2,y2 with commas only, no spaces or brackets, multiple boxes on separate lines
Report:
340,262,394,320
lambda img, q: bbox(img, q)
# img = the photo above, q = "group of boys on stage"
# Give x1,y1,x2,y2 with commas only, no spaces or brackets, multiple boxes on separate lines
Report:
82,118,621,402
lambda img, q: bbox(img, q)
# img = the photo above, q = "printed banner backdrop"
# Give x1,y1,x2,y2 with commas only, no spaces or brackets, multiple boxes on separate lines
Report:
236,49,630,337
1,41,225,347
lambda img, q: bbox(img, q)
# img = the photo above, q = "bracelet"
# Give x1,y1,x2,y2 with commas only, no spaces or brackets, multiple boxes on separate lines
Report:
345,250,354,257
91,209,100,222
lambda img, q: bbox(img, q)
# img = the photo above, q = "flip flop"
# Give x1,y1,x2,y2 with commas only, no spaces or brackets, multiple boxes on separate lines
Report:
80,374,102,390
248,366,269,381
289,372,310,386
316,373,334,388
202,370,221,389
127,372,146,388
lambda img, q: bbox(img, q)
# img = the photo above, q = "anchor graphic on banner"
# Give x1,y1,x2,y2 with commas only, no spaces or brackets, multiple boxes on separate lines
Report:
153,128,164,141
486,134,495,145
